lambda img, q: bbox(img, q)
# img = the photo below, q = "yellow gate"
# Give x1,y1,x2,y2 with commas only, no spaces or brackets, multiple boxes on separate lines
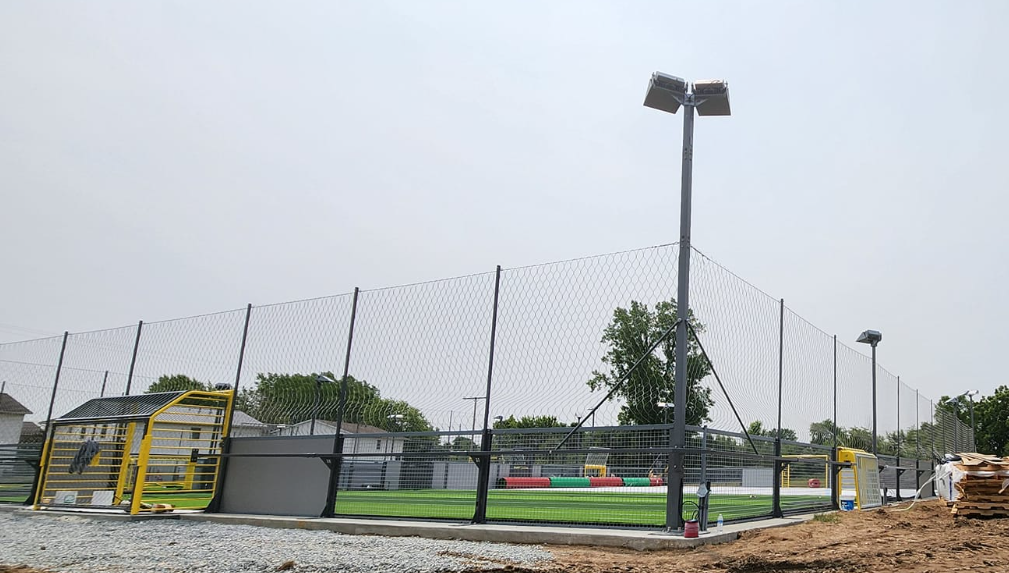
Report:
35,389,233,514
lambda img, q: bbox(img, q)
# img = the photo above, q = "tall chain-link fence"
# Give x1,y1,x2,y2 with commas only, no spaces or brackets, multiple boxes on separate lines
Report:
0,243,974,525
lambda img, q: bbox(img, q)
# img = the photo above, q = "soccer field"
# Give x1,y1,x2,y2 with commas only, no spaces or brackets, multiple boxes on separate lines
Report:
3,486,831,525
334,488,830,526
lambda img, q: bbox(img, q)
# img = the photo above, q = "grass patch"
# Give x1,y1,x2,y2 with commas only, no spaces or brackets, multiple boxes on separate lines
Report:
812,512,840,523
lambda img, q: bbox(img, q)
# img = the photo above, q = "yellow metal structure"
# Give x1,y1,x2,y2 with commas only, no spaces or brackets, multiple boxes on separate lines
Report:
35,389,233,515
780,454,830,488
584,464,608,477
836,447,882,509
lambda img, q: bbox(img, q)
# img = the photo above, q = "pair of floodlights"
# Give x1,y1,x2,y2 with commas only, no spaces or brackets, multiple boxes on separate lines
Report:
643,73,731,117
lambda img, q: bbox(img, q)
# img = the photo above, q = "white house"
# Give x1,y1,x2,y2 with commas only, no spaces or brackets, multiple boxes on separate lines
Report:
273,420,404,460
0,393,32,444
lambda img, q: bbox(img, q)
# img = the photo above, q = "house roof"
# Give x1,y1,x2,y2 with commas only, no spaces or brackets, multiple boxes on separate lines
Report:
20,421,44,441
0,393,32,416
232,410,266,427
56,392,185,422
293,420,388,434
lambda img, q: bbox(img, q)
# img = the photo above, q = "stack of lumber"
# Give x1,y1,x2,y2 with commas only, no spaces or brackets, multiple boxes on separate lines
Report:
950,453,1009,518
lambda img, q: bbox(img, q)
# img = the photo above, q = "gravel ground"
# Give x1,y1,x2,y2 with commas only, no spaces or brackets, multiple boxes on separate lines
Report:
0,512,551,573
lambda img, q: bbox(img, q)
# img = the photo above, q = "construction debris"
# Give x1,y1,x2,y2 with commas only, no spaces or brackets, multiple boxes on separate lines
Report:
947,453,1009,518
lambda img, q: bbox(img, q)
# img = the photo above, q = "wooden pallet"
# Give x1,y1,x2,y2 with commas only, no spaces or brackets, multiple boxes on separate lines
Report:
956,502,1009,510
953,507,1009,518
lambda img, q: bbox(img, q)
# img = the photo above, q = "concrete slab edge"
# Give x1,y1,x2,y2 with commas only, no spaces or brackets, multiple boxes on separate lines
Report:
180,514,740,550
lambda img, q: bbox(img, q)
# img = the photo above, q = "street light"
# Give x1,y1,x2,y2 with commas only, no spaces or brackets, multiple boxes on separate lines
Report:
855,330,882,454
954,390,979,451
656,402,674,426
311,375,336,436
644,72,731,533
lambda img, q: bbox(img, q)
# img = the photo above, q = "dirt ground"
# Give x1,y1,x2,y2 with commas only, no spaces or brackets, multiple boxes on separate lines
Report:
484,501,1009,573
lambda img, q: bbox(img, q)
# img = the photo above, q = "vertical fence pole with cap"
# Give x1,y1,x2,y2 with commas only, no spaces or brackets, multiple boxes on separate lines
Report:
323,287,360,518
123,321,144,395
27,331,69,506
831,335,839,510
206,303,253,513
472,265,502,524
772,299,784,518
895,376,902,501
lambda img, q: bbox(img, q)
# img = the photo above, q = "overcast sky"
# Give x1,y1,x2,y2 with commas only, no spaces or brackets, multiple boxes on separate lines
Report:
2,1,1007,410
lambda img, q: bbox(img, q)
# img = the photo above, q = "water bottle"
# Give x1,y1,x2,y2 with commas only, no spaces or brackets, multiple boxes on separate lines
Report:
716,514,724,534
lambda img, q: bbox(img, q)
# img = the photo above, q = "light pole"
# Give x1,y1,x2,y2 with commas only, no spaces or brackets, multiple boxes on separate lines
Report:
644,72,731,532
311,374,336,436
954,390,979,451
856,330,882,455
463,396,485,445
657,402,674,426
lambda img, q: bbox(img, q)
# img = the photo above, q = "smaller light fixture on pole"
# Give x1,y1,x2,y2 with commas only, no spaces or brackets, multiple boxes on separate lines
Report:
312,375,337,436
956,390,980,451
657,402,674,426
855,330,882,455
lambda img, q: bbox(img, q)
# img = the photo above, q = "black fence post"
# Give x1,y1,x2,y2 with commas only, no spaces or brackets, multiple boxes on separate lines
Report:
123,321,143,395
830,334,839,510
99,370,108,398
472,266,502,524
206,303,253,513
895,375,902,501
323,287,360,518
772,300,784,518
26,331,69,506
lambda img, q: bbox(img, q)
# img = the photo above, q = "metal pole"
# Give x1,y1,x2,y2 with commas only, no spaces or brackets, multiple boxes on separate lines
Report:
463,397,484,443
900,373,908,498
28,331,69,506
310,379,321,436
124,321,143,395
831,335,839,510
772,299,784,519
666,94,695,533
968,396,976,452
99,370,108,398
870,342,877,456
832,336,838,450
929,399,935,459
473,265,502,524
206,302,253,513
1,380,5,396
323,287,360,518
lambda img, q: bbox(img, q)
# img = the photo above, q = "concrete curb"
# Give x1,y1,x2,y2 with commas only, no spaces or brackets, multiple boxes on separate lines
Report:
181,513,749,550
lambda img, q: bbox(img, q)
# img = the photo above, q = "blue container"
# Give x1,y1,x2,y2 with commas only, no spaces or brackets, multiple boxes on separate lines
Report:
840,496,855,511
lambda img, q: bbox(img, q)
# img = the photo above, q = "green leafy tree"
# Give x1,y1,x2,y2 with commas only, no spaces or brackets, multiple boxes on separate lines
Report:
974,386,1009,456
809,419,845,446
144,374,213,393
747,420,797,441
241,372,432,432
936,396,972,426
588,299,713,426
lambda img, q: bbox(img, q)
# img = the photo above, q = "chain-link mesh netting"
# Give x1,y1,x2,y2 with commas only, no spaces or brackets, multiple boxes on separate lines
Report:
0,243,975,520
689,251,779,436
129,309,248,395
239,295,352,430
493,245,679,429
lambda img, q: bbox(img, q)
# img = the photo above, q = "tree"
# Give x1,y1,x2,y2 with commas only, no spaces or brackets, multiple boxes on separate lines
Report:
809,419,845,446
587,299,713,426
974,386,1009,456
240,372,433,432
492,415,569,430
145,374,212,393
746,420,797,441
936,396,972,426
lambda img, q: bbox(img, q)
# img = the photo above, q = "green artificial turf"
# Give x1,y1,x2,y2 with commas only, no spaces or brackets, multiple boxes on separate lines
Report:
334,489,832,526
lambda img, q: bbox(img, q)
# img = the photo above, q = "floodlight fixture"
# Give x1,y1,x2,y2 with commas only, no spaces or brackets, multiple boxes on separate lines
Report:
643,72,688,114
856,330,883,346
692,79,731,116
